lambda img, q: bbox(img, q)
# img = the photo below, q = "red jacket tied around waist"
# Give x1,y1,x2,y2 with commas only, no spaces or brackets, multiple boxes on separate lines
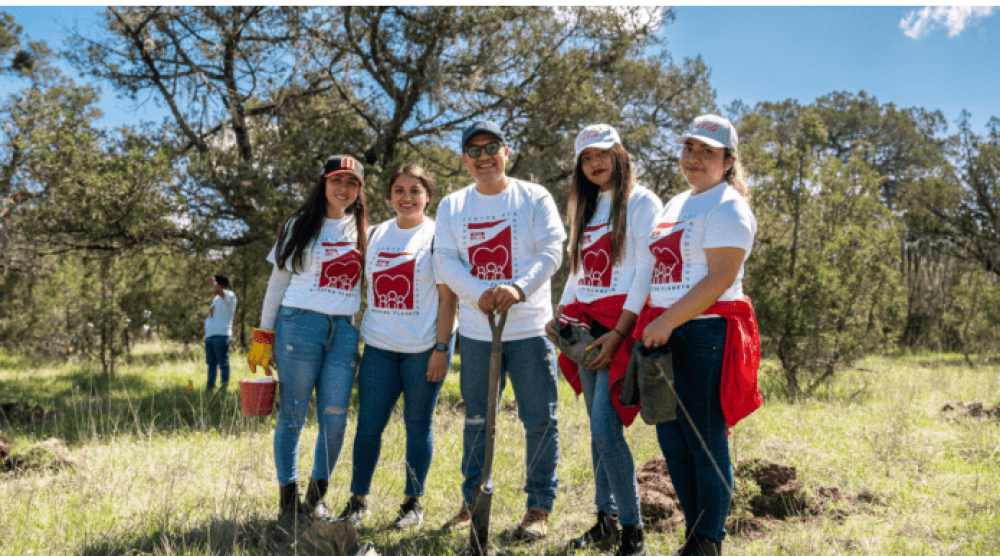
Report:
632,296,762,429
558,294,641,427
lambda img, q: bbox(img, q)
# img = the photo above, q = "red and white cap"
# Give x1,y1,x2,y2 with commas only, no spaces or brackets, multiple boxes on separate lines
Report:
674,114,738,150
322,155,364,181
574,124,621,162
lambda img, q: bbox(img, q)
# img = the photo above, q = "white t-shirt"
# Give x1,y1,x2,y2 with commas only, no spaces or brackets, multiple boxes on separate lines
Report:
558,184,663,315
266,216,362,316
434,178,566,342
636,183,756,309
205,290,238,337
360,219,445,353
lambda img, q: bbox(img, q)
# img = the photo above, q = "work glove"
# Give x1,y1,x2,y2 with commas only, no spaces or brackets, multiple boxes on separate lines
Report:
247,328,275,376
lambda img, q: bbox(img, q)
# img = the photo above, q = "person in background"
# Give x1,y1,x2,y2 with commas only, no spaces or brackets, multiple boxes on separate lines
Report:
634,114,761,556
547,124,662,556
204,274,237,392
434,120,566,542
336,164,458,530
246,155,369,527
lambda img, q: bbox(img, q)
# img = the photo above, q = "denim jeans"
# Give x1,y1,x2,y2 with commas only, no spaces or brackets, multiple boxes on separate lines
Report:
579,366,642,527
205,335,231,389
273,307,359,487
458,334,559,513
350,339,454,498
654,317,732,543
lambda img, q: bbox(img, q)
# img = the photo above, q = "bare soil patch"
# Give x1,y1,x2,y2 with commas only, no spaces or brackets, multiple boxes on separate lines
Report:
941,401,1000,420
636,457,877,540
0,435,85,474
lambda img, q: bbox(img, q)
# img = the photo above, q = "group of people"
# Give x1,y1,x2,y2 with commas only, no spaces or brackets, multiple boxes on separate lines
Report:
241,113,759,556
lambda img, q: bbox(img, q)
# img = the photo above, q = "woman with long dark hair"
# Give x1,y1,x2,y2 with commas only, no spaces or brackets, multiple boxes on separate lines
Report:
547,124,662,556
247,155,369,526
335,164,458,530
634,114,761,556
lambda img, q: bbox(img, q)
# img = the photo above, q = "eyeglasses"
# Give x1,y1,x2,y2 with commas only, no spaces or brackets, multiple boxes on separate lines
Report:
464,141,503,158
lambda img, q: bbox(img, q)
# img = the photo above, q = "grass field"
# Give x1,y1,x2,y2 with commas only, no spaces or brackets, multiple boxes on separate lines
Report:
1,342,998,555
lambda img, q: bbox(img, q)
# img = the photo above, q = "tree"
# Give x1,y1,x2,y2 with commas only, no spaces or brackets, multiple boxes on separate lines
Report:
741,106,901,397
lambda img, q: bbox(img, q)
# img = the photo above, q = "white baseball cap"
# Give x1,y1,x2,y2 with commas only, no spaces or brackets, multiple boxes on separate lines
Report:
673,114,738,150
574,124,621,162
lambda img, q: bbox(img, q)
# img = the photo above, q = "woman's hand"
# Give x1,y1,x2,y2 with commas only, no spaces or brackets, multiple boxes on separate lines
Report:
545,304,564,344
641,315,674,350
545,318,560,344
585,330,622,370
426,350,449,382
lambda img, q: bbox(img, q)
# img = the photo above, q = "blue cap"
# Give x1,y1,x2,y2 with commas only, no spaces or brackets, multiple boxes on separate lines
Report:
461,120,506,151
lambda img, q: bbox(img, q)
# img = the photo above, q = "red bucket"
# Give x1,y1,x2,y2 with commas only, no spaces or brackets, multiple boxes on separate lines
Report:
240,377,277,417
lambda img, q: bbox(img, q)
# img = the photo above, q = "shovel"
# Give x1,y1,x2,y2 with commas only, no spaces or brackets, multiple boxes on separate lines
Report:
469,311,507,556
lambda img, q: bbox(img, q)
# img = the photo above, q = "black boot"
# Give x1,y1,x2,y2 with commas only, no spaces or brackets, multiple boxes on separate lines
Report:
278,482,309,526
692,536,721,556
616,525,648,556
304,478,331,521
569,511,620,551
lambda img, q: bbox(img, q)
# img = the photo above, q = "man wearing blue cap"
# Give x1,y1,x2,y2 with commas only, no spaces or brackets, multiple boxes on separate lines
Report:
434,120,567,541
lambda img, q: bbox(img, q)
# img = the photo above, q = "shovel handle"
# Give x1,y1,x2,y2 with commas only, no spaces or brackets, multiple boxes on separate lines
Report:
479,312,506,484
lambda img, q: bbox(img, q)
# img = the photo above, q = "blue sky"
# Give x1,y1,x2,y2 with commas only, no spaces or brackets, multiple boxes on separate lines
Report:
2,6,998,136
666,6,1000,134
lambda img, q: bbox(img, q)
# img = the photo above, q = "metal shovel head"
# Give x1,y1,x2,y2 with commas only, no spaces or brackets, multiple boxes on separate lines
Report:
469,312,506,556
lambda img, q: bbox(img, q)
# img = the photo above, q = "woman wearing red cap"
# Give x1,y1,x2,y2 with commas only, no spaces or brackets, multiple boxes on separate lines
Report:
547,124,662,556
246,155,369,527
634,115,761,556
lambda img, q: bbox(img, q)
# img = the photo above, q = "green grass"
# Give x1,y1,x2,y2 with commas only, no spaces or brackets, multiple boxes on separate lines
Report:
1,344,998,555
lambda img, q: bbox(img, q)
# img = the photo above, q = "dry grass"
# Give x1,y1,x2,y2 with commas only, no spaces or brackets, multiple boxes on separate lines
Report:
1,345,998,555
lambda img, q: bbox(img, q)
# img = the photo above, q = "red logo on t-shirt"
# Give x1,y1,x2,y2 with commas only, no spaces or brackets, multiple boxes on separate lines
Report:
319,249,362,291
581,231,612,288
373,259,415,310
468,220,512,281
650,229,683,284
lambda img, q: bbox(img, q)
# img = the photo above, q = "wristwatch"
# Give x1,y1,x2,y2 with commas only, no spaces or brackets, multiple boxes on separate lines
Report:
433,342,449,352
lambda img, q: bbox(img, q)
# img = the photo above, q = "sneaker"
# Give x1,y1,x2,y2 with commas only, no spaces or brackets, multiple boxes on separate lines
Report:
569,511,620,550
444,503,471,530
393,498,424,530
337,495,368,526
509,508,548,542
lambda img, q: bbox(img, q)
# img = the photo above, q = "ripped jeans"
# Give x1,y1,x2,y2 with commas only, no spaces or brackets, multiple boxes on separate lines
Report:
458,334,559,512
273,307,358,487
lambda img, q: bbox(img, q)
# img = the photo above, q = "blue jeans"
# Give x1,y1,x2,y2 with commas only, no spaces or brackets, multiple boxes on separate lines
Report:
350,339,453,498
579,366,642,527
273,307,359,487
654,318,732,542
459,334,559,513
205,335,231,389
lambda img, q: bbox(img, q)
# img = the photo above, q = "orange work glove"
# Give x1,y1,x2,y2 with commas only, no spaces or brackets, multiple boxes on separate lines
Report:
247,328,275,376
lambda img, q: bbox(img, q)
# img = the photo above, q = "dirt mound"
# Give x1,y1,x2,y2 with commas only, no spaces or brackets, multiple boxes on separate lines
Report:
0,401,55,424
0,436,85,474
941,401,1000,420
635,457,877,539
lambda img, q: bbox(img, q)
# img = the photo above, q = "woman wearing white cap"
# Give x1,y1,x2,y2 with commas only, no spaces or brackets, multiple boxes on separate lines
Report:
246,155,369,527
632,115,761,556
547,124,662,556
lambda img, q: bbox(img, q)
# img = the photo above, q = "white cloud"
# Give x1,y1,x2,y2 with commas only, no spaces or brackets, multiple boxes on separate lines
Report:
900,6,994,39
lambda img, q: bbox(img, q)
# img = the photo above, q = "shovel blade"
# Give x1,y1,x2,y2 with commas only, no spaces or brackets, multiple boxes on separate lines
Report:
468,484,493,555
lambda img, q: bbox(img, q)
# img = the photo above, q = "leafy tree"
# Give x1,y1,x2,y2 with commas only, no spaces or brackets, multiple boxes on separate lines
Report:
741,107,901,397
